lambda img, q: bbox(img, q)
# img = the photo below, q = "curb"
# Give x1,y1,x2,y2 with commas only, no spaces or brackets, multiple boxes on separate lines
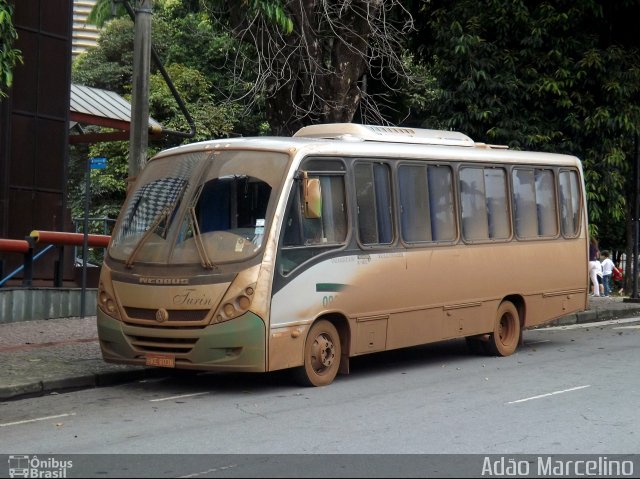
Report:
0,367,165,402
543,306,640,328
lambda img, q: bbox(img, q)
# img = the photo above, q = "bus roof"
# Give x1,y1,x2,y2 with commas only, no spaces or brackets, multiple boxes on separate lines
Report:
152,124,581,167
293,123,477,147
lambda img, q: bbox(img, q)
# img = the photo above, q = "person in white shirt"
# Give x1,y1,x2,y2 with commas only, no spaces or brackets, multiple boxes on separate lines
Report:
593,260,604,296
600,250,619,297
588,237,601,296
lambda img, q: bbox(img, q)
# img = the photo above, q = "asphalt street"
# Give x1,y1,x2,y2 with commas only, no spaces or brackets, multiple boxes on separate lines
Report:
0,296,639,402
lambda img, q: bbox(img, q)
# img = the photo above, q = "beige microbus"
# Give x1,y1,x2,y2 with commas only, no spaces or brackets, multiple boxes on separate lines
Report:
97,123,588,386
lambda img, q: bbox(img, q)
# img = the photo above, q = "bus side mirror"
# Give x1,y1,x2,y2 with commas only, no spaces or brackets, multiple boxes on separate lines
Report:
303,176,322,219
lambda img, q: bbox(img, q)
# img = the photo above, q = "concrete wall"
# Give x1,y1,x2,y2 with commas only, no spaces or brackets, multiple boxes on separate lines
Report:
0,288,97,322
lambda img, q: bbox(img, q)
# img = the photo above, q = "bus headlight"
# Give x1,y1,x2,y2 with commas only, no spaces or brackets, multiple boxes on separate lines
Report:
214,283,255,323
98,281,121,320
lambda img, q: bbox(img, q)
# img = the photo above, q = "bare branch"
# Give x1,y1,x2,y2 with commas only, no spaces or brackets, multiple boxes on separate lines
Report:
202,0,414,134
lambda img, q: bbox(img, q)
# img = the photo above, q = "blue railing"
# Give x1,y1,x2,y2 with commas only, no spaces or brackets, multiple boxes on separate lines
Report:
0,244,54,287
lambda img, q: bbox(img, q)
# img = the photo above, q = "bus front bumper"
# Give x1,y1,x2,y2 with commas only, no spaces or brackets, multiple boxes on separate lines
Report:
97,310,266,372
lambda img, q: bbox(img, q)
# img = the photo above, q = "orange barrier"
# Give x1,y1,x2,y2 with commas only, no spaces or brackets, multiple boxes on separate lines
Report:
30,230,111,248
0,238,31,253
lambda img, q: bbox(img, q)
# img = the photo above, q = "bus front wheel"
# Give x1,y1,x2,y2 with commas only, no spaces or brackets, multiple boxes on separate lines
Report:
294,320,341,387
486,301,521,356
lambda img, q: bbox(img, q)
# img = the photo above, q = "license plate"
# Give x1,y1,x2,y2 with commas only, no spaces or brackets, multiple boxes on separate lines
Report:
145,354,175,368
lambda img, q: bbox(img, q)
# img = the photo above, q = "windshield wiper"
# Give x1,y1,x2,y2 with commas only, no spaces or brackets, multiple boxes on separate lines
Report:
125,205,172,268
188,206,214,270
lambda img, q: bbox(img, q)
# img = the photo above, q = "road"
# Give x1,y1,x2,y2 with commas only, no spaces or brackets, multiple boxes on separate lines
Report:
0,317,639,477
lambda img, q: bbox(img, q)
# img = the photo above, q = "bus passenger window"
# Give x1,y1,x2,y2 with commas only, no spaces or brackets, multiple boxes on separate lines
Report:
460,168,490,240
484,168,510,239
460,167,509,241
559,170,580,237
428,166,456,241
399,165,432,242
535,170,558,236
512,168,558,238
399,164,456,244
355,162,393,245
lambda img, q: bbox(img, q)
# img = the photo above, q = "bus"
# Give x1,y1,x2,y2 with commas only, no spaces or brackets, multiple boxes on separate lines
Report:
97,123,588,386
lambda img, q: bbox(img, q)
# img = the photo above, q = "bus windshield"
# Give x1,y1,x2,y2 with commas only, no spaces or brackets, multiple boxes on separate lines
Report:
109,149,289,266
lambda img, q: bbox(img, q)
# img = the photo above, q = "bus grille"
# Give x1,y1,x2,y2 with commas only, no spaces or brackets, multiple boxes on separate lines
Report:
124,307,210,324
126,335,199,354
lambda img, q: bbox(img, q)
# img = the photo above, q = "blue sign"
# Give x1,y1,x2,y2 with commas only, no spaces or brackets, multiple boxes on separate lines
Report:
90,157,108,169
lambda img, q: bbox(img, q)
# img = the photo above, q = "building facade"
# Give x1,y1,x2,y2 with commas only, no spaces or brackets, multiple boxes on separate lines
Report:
0,0,74,284
72,0,100,57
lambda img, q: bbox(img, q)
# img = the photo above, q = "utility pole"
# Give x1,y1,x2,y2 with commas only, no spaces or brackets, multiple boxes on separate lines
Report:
625,132,640,303
634,133,640,299
128,0,153,180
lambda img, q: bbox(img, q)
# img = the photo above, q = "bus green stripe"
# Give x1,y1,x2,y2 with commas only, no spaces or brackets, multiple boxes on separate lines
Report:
316,283,347,292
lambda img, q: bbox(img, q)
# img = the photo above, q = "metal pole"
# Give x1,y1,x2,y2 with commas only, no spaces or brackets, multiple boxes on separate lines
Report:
634,133,640,299
128,0,153,179
81,157,90,318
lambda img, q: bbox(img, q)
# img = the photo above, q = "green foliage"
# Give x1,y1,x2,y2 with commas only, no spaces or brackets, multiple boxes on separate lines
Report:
87,0,127,28
148,63,244,142
69,0,267,222
369,51,441,128
0,0,22,97
72,17,135,92
246,0,293,34
67,140,130,246
207,0,293,34
413,0,640,240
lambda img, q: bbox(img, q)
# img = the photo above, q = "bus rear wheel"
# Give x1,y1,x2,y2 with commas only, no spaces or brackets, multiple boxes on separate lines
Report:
294,320,341,387
486,301,521,356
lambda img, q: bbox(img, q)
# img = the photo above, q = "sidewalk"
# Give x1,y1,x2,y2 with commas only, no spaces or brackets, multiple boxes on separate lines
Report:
0,317,163,401
1,296,640,401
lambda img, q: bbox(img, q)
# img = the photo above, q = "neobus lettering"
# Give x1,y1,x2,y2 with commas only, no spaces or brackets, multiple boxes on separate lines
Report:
139,278,189,285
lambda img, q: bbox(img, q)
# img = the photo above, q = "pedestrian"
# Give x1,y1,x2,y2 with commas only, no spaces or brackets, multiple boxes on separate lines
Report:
613,261,624,295
595,260,604,296
588,237,601,297
600,250,618,297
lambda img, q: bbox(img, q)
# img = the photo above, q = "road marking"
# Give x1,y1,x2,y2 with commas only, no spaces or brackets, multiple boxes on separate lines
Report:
507,385,590,404
138,377,167,384
0,412,76,428
149,392,209,402
540,317,640,331
179,465,237,478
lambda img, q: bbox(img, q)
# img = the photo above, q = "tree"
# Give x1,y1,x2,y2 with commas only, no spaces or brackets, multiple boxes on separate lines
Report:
412,0,640,246
204,0,415,134
69,2,265,227
0,0,22,98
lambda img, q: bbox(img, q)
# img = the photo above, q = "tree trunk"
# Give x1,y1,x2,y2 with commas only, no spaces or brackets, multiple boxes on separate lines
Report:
224,0,396,136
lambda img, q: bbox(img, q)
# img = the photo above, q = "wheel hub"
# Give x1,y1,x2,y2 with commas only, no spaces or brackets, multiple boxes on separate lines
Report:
311,334,335,372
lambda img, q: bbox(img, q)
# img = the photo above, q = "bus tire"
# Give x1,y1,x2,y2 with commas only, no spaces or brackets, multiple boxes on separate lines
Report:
294,320,341,387
486,301,521,357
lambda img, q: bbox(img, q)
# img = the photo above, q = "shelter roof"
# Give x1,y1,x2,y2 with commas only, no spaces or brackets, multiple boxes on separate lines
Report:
69,83,163,144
